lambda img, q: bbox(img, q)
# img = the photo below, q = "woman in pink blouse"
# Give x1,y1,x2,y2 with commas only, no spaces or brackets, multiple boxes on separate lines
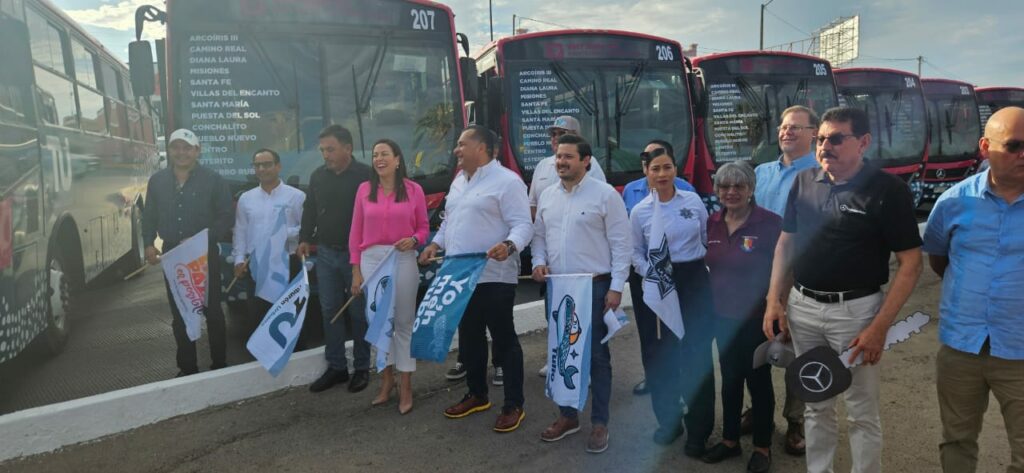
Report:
349,139,429,414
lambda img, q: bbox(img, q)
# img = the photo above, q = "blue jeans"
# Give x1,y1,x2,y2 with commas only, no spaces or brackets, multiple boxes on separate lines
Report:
559,279,612,425
316,246,370,371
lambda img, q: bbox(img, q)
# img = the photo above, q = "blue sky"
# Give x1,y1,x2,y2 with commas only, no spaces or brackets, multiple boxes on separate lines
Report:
54,0,1023,87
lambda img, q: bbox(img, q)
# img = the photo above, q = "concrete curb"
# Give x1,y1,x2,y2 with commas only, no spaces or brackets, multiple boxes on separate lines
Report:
0,287,631,462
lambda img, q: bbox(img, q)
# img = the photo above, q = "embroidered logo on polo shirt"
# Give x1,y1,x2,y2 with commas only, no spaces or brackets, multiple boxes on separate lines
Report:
839,204,867,215
679,208,696,219
741,236,757,252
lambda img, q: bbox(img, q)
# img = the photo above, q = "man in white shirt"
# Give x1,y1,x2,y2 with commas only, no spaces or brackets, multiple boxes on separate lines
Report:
231,149,305,322
532,134,631,453
529,115,607,218
419,125,533,433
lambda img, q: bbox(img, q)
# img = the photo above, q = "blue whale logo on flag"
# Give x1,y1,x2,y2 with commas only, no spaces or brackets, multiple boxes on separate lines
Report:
554,295,582,390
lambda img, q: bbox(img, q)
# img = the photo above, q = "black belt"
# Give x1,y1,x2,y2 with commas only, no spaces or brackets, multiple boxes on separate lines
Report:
592,273,611,282
794,282,878,304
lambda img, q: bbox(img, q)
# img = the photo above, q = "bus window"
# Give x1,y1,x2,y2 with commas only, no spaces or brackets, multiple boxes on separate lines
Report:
107,100,127,138
34,66,76,127
1,0,25,19
78,86,107,134
127,105,142,141
25,7,65,73
100,63,122,100
70,38,97,89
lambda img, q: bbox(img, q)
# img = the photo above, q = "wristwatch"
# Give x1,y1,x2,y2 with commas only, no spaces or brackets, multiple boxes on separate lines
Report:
503,240,517,254
411,235,420,246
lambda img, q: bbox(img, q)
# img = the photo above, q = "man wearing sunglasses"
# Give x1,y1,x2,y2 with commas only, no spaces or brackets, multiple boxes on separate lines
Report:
750,105,820,456
923,106,1024,473
529,116,607,219
764,107,923,473
232,149,305,327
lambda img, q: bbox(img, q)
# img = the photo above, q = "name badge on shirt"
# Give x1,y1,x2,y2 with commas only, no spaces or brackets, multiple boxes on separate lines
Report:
741,236,757,253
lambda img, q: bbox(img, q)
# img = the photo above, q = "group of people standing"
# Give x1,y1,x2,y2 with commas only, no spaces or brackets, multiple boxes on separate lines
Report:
142,101,1024,473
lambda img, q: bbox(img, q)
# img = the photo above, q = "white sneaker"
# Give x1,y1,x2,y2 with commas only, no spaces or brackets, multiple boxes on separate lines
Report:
492,366,504,386
538,364,548,377
445,362,467,380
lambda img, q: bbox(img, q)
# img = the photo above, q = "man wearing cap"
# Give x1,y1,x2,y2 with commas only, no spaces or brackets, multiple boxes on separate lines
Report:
142,128,234,377
529,116,607,218
763,107,922,473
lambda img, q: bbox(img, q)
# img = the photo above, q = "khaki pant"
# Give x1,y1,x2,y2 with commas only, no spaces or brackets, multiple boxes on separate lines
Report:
937,344,1024,473
788,288,884,473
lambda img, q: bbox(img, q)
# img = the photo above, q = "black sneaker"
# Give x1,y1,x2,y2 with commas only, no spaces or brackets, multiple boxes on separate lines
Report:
348,369,370,393
309,368,349,393
747,450,771,473
684,443,708,459
445,362,467,381
701,442,742,463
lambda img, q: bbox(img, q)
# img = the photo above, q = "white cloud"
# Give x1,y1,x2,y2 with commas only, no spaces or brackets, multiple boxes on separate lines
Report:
65,0,164,41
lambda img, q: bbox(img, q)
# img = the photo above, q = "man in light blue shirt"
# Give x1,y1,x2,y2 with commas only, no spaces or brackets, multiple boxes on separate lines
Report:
622,140,695,214
754,105,821,218
751,105,819,456
923,106,1024,473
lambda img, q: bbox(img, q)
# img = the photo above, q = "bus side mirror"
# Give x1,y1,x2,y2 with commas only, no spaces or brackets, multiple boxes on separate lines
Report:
129,40,155,97
688,69,707,118
485,75,504,129
459,57,479,102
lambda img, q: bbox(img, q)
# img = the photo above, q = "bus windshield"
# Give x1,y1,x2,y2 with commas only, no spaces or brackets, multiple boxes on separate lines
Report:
171,3,461,192
924,84,980,162
838,77,927,168
978,89,1024,128
699,55,837,166
505,61,692,182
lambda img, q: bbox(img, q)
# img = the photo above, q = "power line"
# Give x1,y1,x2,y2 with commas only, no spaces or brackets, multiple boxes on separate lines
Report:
922,58,963,81
764,7,812,38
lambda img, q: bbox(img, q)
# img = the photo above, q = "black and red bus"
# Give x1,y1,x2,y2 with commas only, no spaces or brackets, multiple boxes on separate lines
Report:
976,86,1024,129
1,0,159,365
129,0,477,313
835,68,929,207
692,51,838,204
920,78,981,201
471,29,696,188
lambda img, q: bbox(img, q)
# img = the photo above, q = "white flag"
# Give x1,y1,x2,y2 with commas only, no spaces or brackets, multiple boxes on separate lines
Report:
250,206,290,303
545,274,593,412
363,249,399,372
642,195,685,339
600,308,629,344
161,229,209,341
246,270,311,376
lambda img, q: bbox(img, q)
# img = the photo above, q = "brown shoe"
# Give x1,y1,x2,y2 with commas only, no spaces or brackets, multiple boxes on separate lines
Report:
444,394,491,419
494,406,525,433
586,424,609,453
785,422,806,456
540,416,581,442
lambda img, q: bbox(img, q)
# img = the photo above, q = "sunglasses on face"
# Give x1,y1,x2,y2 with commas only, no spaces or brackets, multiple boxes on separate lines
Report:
640,148,669,160
987,137,1024,154
815,133,859,146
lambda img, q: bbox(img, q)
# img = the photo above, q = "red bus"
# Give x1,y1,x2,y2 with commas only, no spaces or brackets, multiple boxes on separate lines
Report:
128,0,476,314
471,30,696,188
692,51,838,206
920,78,981,200
976,86,1024,129
835,68,929,207
1,0,158,364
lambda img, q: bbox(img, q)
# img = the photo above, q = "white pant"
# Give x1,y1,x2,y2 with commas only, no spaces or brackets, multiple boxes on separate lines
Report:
360,246,418,372
788,288,884,473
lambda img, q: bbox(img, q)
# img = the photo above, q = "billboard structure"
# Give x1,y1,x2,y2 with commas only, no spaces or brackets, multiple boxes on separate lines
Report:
765,15,860,67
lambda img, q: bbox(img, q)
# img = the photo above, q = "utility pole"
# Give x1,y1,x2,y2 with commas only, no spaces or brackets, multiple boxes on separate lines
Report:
489,0,494,41
759,0,774,50
917,55,923,78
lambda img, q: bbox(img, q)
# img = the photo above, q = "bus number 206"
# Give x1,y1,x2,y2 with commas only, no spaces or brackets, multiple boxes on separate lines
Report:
656,45,674,61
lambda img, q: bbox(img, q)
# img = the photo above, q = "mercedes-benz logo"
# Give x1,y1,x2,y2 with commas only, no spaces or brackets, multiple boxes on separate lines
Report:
798,362,833,393
935,168,946,179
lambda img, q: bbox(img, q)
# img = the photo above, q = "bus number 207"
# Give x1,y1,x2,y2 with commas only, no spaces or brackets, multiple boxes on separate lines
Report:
411,9,435,31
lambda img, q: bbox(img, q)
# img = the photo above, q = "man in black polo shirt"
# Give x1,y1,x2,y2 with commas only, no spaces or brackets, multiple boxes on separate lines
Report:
142,128,233,377
297,125,371,393
763,107,923,473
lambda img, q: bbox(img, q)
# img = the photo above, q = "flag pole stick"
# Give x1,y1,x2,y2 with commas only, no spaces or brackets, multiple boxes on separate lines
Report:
330,294,359,324
656,320,661,340
427,256,444,263
224,255,251,293
123,263,151,281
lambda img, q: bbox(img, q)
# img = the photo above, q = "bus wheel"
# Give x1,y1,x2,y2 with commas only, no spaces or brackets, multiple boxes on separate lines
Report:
44,249,72,354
